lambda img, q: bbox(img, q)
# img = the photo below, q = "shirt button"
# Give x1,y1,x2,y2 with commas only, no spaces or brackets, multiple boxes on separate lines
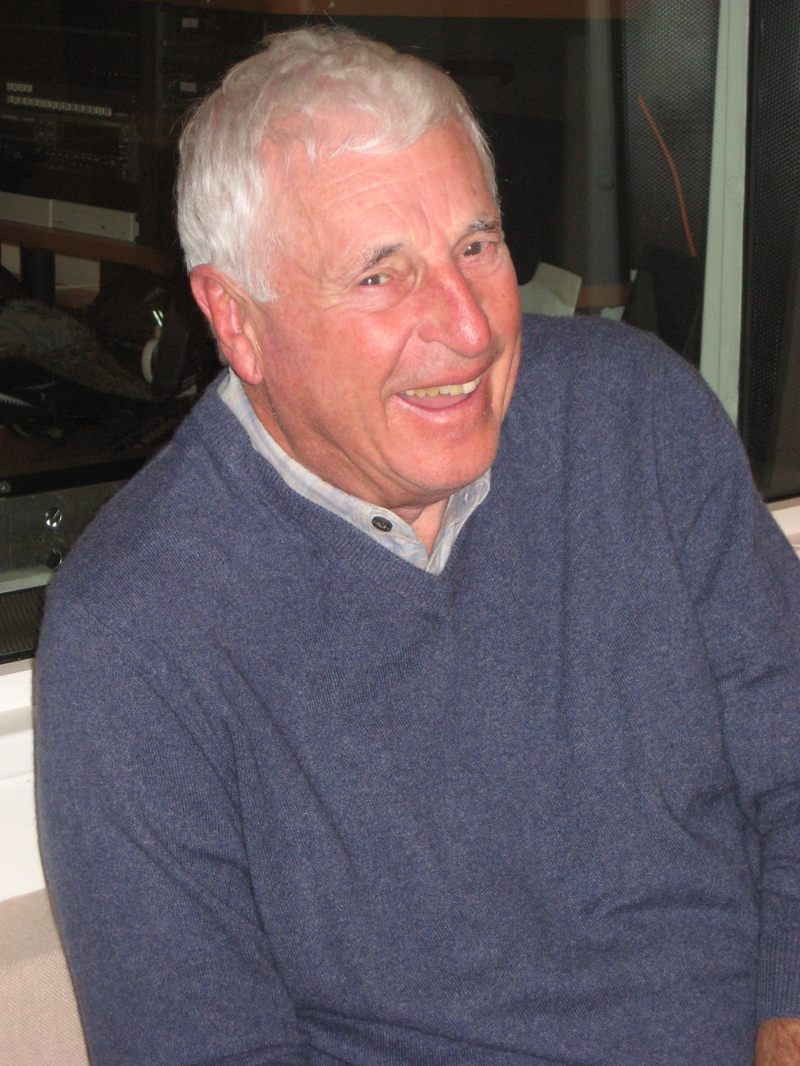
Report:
371,515,393,533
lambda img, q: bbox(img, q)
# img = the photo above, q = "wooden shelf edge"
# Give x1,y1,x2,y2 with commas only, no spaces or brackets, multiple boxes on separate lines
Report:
138,0,641,18
0,223,177,278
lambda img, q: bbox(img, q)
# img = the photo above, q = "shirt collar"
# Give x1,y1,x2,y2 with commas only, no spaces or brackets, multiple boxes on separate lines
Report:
218,369,490,574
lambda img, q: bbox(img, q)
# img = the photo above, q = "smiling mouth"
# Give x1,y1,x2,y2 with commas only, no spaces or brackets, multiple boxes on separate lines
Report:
402,373,482,399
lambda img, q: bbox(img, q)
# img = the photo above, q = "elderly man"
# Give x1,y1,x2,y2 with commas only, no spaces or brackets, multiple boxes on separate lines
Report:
36,26,800,1066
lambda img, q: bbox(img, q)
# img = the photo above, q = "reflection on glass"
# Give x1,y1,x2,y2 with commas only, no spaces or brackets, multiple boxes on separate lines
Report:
0,0,727,659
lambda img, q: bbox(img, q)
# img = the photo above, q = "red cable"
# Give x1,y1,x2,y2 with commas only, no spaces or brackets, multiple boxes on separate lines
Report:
637,94,697,259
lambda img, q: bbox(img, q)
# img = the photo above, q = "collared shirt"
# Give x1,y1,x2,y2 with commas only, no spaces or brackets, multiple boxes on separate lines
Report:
218,370,490,574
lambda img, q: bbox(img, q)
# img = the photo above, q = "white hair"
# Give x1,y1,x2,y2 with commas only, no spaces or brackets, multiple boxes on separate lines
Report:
176,26,497,301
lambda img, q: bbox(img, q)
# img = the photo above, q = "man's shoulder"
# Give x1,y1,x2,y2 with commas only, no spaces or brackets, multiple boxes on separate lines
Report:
497,314,735,517
512,313,716,439
518,313,696,394
42,379,260,642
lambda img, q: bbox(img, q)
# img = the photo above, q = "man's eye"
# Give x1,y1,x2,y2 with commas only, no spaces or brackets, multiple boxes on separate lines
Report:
464,238,502,260
359,273,389,287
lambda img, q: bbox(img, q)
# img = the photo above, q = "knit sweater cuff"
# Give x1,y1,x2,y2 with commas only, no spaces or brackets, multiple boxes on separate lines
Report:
758,897,800,1021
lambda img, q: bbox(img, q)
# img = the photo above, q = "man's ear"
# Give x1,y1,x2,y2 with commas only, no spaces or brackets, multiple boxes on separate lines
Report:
189,266,264,385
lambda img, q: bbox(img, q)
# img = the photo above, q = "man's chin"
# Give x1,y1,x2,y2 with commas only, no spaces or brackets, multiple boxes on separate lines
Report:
395,448,497,505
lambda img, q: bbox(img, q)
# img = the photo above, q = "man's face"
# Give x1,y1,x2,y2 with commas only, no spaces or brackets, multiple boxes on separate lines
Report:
243,122,522,518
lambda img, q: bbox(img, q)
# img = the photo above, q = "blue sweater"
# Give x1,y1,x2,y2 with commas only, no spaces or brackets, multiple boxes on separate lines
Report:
36,316,800,1064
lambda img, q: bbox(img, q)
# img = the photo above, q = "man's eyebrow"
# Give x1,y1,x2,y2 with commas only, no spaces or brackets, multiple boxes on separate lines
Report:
349,218,501,279
358,243,404,274
466,215,503,236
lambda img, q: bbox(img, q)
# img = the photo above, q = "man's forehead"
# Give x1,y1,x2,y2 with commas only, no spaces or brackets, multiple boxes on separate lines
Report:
269,120,486,195
272,127,498,264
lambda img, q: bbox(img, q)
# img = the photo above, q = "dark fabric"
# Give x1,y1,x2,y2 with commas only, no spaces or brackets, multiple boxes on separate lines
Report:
35,315,800,1064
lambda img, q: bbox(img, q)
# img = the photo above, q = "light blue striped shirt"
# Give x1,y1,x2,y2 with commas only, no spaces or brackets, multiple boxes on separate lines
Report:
218,371,490,574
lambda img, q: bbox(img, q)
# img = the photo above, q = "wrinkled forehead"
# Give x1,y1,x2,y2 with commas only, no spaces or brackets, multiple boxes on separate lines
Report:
260,122,495,260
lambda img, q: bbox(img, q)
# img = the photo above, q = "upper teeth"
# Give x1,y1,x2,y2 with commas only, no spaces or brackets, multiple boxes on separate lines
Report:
403,375,481,399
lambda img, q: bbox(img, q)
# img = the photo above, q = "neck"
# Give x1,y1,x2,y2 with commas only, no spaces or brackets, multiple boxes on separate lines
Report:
396,497,450,554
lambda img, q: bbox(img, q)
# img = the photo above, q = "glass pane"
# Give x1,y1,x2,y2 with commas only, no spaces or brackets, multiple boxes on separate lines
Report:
0,0,723,658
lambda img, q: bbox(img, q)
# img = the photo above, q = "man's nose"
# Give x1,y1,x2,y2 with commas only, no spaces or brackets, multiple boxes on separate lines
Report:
416,266,492,357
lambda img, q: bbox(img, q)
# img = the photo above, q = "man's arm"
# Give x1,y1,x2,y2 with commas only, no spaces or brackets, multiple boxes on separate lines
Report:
35,597,307,1065
755,1018,800,1065
651,349,800,1051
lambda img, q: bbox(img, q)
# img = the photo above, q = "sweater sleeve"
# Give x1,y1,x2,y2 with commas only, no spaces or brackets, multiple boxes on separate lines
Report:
652,353,800,1023
35,595,309,1065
